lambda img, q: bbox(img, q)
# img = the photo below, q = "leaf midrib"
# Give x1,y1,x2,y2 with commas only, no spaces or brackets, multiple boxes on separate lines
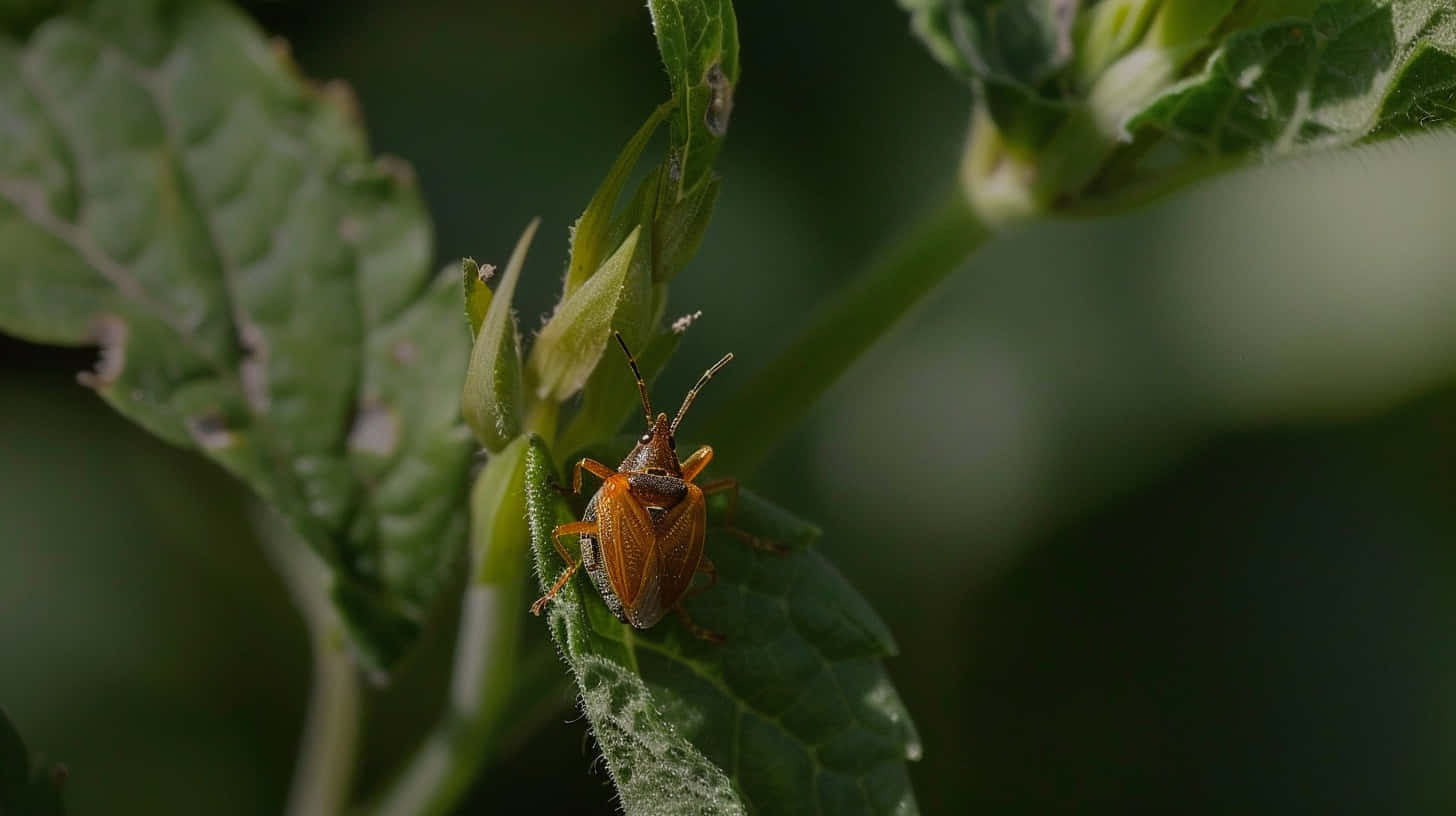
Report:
2,14,376,548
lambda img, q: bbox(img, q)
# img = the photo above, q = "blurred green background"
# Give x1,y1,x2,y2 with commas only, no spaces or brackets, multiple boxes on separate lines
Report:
5,0,1456,812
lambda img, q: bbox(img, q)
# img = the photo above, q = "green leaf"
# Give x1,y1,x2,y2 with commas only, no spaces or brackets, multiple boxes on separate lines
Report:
652,173,720,285
1127,2,1456,156
599,165,668,351
647,0,739,202
461,218,536,452
524,437,921,815
472,434,531,586
462,257,491,337
0,3,473,675
565,101,672,296
0,708,66,815
528,226,646,402
900,0,1456,219
901,0,1079,87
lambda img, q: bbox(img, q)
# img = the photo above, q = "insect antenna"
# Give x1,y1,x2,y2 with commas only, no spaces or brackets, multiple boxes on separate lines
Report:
613,331,653,426
671,352,733,434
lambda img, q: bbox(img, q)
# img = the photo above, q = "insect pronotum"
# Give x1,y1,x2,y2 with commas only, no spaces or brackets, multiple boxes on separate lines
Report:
530,332,778,641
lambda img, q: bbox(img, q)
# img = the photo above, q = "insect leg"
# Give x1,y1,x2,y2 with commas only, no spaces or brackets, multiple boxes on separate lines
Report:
572,458,617,494
701,479,787,553
530,520,598,615
550,520,596,565
679,555,718,603
530,559,580,616
679,445,714,481
672,604,725,644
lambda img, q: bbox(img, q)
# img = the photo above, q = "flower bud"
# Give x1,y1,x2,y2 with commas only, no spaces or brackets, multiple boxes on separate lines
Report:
528,226,646,403
461,219,537,451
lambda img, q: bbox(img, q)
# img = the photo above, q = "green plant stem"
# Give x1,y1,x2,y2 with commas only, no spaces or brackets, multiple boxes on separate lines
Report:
255,505,361,816
524,397,560,449
289,633,362,816
364,444,531,816
700,190,990,474
365,589,520,816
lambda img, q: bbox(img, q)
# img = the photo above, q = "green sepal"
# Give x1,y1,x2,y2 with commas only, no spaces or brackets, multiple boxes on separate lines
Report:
462,257,492,337
461,219,537,452
565,102,673,296
528,226,645,403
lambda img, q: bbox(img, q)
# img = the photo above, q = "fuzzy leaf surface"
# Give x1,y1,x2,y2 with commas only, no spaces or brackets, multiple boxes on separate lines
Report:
1127,1,1456,156
524,437,921,815
0,1,472,674
902,0,1456,209
648,0,739,201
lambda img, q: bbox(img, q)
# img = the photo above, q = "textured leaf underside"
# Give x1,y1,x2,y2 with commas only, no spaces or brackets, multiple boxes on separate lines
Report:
1129,1,1456,155
0,1,473,674
905,0,1456,164
524,437,921,816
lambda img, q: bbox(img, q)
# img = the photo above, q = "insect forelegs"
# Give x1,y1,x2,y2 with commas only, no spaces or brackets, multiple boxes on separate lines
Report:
572,458,617,494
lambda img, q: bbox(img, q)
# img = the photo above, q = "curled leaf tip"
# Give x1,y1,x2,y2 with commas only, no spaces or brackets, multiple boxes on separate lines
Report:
462,218,539,450
75,314,128,389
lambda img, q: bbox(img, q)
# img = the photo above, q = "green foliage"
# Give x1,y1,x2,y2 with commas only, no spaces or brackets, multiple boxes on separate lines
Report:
528,226,645,402
648,0,739,203
0,709,65,815
461,257,491,337
900,0,1456,218
461,219,533,452
524,437,921,815
408,0,920,812
0,1,472,676
1129,2,1456,154
3,1,922,813
564,102,672,297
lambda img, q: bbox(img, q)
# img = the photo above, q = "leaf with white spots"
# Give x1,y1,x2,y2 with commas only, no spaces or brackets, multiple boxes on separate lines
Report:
1128,1,1456,157
900,0,1456,215
524,436,921,815
0,2,473,676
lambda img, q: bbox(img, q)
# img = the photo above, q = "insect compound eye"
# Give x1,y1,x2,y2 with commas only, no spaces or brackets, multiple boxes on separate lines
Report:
639,432,652,444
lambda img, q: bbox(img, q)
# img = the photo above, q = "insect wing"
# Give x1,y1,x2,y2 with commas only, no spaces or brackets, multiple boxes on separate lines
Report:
595,475,662,620
653,483,706,609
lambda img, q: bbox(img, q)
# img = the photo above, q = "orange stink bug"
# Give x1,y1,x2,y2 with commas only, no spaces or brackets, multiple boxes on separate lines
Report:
531,332,770,641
